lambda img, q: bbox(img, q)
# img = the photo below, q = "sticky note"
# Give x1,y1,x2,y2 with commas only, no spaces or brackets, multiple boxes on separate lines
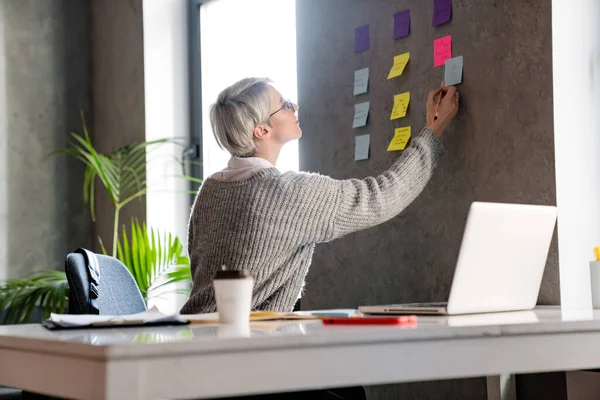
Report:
390,92,410,120
393,10,410,39
387,52,410,79
355,134,370,161
444,56,463,86
434,35,452,67
433,0,452,26
352,102,370,128
354,68,369,95
355,25,370,53
387,127,412,151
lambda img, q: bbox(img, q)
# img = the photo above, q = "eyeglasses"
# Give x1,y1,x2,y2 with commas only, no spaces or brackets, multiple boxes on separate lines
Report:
269,99,296,118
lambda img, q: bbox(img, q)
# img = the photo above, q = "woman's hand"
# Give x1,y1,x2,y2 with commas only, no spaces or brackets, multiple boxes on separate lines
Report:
426,84,460,138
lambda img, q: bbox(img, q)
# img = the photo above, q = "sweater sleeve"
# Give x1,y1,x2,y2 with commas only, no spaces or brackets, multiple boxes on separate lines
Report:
293,127,444,243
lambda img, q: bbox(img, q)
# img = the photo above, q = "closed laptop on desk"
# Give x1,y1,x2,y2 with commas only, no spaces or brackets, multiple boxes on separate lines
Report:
359,202,557,316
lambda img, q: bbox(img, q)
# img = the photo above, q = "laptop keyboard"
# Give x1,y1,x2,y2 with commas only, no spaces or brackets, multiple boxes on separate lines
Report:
390,302,448,308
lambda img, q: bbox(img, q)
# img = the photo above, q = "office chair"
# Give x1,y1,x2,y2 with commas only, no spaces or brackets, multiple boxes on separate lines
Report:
15,250,148,400
65,248,146,315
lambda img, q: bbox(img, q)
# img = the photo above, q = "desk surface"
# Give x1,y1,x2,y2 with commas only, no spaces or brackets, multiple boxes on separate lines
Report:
0,307,599,360
2,306,600,400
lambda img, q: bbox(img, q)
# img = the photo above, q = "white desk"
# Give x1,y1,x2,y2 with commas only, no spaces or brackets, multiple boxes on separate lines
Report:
0,307,600,399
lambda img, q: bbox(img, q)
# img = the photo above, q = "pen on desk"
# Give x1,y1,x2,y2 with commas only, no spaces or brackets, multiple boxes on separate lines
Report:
321,315,417,325
433,81,444,123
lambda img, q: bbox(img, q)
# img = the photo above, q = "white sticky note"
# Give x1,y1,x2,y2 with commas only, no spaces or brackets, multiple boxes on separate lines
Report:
355,134,370,161
354,68,369,95
352,101,370,128
444,56,463,86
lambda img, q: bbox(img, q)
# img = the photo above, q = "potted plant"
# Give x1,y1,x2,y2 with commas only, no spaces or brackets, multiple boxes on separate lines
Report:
0,114,198,323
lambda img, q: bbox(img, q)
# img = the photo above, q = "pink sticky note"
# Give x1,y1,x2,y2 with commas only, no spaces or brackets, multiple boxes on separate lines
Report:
434,35,452,67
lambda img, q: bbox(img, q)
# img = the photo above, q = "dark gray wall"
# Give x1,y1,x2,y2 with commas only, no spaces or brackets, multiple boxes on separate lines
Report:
297,0,557,307
297,0,555,398
91,0,147,253
0,0,93,278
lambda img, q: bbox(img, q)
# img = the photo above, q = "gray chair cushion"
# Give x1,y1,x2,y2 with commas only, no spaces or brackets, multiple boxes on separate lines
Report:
65,252,146,316
0,387,21,399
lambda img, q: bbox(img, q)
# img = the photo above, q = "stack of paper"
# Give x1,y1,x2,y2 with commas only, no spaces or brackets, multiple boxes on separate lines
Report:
45,307,187,329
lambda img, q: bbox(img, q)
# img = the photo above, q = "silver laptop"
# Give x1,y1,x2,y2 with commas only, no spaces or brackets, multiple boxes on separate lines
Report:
359,202,557,316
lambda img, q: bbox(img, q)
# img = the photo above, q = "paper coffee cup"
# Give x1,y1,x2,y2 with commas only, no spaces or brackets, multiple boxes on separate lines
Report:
214,268,253,325
590,261,600,308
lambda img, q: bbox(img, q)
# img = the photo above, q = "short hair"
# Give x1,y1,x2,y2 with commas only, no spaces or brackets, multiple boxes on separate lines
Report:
210,77,272,157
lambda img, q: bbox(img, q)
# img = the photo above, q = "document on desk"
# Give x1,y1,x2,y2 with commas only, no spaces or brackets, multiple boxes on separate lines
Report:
183,311,321,324
44,307,188,330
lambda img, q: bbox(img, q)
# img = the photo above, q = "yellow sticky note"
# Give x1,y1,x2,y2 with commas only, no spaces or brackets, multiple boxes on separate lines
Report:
387,127,412,151
387,52,410,79
390,92,410,120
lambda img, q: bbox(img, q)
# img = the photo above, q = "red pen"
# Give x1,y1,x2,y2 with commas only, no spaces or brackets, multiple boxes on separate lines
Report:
321,315,417,326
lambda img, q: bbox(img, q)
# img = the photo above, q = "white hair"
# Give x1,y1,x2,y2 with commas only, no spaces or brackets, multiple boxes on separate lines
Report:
210,77,272,157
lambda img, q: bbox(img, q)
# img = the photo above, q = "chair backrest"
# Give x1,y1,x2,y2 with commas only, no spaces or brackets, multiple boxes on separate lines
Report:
65,251,147,315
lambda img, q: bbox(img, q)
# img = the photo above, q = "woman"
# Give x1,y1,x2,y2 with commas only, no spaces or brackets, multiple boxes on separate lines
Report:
180,77,459,315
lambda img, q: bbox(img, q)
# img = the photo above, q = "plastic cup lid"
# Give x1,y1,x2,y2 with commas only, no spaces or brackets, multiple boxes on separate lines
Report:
214,267,253,280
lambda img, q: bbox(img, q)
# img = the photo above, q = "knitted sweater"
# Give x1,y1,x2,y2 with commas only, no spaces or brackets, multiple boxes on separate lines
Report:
180,128,444,314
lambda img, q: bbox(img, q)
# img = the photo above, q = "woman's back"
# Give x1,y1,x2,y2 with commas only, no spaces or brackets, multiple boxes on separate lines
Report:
180,168,340,313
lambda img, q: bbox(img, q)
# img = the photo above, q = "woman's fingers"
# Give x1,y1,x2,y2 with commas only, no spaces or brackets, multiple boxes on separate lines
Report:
443,86,456,100
428,88,442,104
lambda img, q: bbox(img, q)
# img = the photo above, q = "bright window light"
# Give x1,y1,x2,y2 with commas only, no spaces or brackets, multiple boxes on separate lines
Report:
200,0,299,178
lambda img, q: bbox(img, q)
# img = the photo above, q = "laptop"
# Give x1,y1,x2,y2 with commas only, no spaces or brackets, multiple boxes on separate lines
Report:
358,202,557,316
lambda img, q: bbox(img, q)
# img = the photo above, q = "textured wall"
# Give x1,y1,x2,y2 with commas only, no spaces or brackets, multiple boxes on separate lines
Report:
297,0,557,306
297,0,555,398
0,0,93,278
91,0,147,253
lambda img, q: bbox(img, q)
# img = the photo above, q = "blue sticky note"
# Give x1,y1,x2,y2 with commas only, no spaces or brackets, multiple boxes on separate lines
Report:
444,56,463,86
355,25,370,53
355,134,370,161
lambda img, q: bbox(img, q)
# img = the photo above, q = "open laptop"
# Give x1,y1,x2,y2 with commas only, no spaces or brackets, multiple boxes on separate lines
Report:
359,202,557,316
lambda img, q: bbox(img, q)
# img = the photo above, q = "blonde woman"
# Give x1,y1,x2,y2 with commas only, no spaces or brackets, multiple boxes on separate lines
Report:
181,77,459,316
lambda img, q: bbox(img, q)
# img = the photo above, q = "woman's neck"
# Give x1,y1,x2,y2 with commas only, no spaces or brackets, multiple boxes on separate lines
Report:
253,144,282,166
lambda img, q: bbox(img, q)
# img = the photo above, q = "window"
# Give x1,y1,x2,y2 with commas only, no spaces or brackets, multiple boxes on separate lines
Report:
192,0,299,179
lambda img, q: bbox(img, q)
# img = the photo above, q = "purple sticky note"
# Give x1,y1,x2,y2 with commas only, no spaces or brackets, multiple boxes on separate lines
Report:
355,25,370,53
393,10,410,39
433,0,452,26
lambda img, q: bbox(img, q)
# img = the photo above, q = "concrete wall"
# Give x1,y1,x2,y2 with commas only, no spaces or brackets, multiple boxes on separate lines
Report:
0,0,152,274
0,0,92,279
91,0,147,255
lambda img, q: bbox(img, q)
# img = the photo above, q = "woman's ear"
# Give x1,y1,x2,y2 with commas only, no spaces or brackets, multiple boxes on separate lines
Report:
253,123,271,140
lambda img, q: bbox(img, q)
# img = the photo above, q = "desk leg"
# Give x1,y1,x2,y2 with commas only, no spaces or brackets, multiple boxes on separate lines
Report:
487,374,516,400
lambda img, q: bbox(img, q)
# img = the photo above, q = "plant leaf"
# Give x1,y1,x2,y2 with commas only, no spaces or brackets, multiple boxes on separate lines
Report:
116,221,191,302
0,271,69,324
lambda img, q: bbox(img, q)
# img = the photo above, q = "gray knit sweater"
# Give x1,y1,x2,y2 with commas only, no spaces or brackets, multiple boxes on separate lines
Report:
180,127,444,314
